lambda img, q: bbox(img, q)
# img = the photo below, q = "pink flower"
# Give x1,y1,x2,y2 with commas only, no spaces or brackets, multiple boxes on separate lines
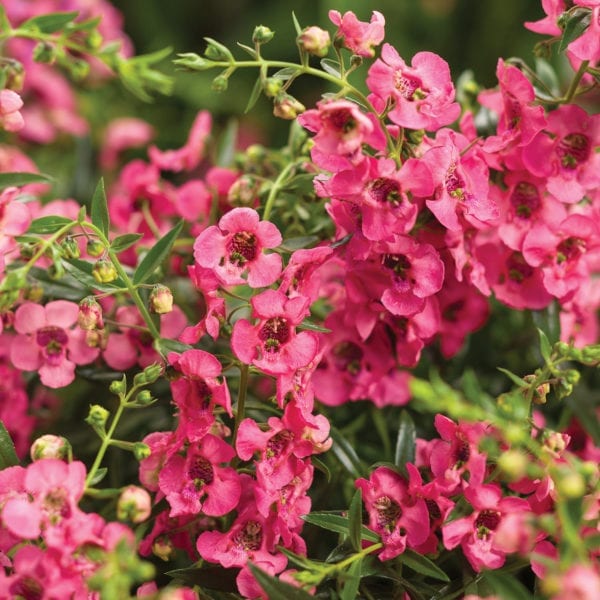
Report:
193,207,282,288
297,99,386,172
524,0,565,35
9,301,99,388
568,6,600,64
442,483,531,571
231,289,318,375
367,44,461,131
100,117,154,170
158,433,241,517
0,89,24,132
551,564,600,600
328,10,385,57
149,110,212,172
356,466,430,561
522,104,600,204
0,186,31,275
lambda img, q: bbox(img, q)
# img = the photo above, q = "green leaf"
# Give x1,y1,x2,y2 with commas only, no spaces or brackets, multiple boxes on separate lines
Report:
244,76,263,114
321,58,341,78
0,422,19,468
0,6,11,33
532,300,560,344
481,570,533,600
90,178,109,237
216,119,238,167
273,67,297,81
236,42,258,58
401,549,450,582
497,367,528,388
394,410,416,470
302,512,379,543
27,215,75,234
21,11,78,33
88,467,107,486
0,172,53,190
248,563,314,600
330,426,366,478
558,9,591,54
154,337,193,357
348,488,363,552
291,11,303,36
340,557,362,600
297,319,331,333
280,235,319,251
133,220,183,285
311,456,331,482
167,565,239,592
277,546,320,570
64,258,126,291
110,233,143,254
538,327,552,363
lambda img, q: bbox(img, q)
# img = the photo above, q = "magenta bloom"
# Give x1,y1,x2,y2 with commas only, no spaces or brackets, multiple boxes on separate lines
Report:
231,289,319,375
193,207,282,288
367,44,461,131
356,466,429,561
328,10,385,57
10,301,99,388
100,117,154,170
158,433,241,517
442,483,530,571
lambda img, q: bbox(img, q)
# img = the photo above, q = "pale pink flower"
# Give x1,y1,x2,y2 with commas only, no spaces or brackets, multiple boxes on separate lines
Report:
100,117,154,170
193,207,282,288
328,10,385,57
367,44,461,131
0,89,24,132
10,301,99,388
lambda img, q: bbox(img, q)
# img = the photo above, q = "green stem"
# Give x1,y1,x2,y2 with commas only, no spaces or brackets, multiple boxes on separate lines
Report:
231,363,249,451
561,60,590,104
262,159,301,222
85,399,126,488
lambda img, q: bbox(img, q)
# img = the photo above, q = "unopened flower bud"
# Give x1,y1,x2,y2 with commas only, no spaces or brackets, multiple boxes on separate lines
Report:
252,25,275,44
85,30,103,51
86,404,110,430
85,328,107,350
109,376,127,396
227,175,259,207
24,282,44,303
68,58,90,81
48,262,65,281
135,390,154,405
32,41,56,64
30,434,71,461
298,26,331,58
497,449,528,481
350,54,363,68
86,239,105,257
149,284,173,314
542,431,569,457
263,77,282,98
92,259,117,283
556,471,586,499
78,296,104,330
2,59,25,91
61,236,81,259
117,485,152,523
273,94,305,120
152,536,174,562
211,74,228,92
134,442,151,461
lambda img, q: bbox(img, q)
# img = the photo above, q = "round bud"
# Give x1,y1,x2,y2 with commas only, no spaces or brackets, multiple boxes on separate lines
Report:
556,471,586,499
297,26,331,58
134,442,151,461
30,434,71,461
86,404,110,430
78,296,104,330
273,94,306,120
149,284,173,314
135,390,154,406
211,74,229,92
92,259,117,283
117,485,152,523
252,25,275,44
61,236,81,259
497,449,528,481
86,239,105,257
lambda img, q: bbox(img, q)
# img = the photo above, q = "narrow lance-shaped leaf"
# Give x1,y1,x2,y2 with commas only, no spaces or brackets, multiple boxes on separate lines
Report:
245,76,263,114
348,488,363,552
110,233,143,254
90,178,110,237
20,11,79,34
481,570,533,600
133,220,183,285
302,512,379,543
248,563,314,600
395,409,416,471
27,215,75,234
0,422,19,468
558,10,591,53
401,549,450,582
340,557,363,600
0,172,53,190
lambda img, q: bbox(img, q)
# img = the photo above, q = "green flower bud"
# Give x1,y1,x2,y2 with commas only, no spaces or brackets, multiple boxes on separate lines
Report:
133,442,151,461
135,390,154,405
556,471,586,499
48,262,65,281
211,74,229,92
273,94,305,120
152,536,174,562
263,77,282,98
61,236,81,259
24,282,44,303
109,376,127,396
32,41,56,64
252,25,275,44
87,239,105,257
497,449,528,481
86,404,110,430
86,29,103,51
30,434,71,461
92,259,117,283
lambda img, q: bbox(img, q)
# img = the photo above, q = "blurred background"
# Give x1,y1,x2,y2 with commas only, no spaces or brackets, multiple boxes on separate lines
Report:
107,0,545,147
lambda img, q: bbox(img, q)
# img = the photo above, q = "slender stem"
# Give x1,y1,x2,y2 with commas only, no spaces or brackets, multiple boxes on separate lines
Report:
562,60,590,104
231,363,249,450
85,399,126,488
262,159,301,222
